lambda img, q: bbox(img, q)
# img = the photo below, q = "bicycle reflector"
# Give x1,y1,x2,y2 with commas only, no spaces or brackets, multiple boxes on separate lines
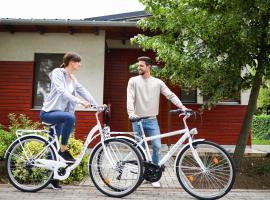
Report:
104,177,111,185
213,157,219,165
187,175,194,183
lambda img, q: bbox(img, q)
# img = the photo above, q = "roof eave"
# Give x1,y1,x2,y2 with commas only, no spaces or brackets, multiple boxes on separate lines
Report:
0,18,138,27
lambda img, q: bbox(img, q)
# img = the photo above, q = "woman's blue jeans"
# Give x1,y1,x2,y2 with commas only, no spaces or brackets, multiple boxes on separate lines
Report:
132,118,161,165
40,111,75,145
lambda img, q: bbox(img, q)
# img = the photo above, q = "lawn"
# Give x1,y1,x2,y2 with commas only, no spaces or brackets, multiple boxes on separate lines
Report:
252,137,270,145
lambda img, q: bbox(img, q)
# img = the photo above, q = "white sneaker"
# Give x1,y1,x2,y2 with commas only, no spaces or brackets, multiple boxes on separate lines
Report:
151,181,161,188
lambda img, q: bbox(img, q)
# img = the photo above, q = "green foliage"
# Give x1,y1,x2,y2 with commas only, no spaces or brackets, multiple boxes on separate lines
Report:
0,129,15,160
8,113,41,134
132,0,270,108
129,63,161,75
252,138,270,145
252,114,270,140
129,63,139,74
0,113,40,160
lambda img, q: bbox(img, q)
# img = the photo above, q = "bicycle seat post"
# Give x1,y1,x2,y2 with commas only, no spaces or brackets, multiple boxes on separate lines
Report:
42,122,59,151
137,120,152,163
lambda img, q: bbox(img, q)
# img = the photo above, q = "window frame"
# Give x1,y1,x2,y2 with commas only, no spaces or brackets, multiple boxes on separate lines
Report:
180,87,197,103
32,53,64,109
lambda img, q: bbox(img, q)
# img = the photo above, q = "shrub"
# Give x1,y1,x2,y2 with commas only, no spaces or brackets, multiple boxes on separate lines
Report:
252,114,270,140
0,129,16,160
0,113,40,160
8,113,41,134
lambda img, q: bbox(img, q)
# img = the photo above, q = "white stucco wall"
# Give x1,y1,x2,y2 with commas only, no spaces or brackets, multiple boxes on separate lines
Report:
0,32,105,106
107,39,139,49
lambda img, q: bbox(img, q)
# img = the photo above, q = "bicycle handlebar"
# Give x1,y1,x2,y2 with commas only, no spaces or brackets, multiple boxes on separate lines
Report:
91,104,109,113
129,109,195,123
169,109,194,115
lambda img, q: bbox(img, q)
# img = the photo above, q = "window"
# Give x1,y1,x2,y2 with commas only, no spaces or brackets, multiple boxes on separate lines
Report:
33,53,64,109
180,87,197,103
203,94,240,104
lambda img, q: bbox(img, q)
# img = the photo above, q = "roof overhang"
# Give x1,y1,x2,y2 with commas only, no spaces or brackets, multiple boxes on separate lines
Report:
0,18,137,27
0,18,153,40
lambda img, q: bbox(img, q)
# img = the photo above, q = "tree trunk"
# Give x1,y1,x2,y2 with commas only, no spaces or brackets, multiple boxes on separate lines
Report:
233,61,264,167
233,12,269,166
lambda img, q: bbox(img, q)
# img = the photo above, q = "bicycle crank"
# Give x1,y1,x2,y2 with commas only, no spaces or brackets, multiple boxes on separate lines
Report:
143,162,165,182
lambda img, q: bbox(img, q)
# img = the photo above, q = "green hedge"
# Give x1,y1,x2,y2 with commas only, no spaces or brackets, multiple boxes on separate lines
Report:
252,114,270,140
0,129,16,160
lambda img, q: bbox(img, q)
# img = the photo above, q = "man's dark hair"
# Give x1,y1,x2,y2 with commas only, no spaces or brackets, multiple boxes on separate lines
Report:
137,56,153,66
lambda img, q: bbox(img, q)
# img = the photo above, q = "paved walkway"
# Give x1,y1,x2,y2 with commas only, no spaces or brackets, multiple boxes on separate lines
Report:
1,185,270,200
1,145,269,200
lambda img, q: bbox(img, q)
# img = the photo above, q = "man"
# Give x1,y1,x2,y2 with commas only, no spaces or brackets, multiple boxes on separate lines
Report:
127,56,187,188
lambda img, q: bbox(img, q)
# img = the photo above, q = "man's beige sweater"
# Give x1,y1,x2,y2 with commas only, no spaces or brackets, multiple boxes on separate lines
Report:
127,75,183,117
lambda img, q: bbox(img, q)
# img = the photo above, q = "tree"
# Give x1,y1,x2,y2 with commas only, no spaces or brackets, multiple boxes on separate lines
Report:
132,0,270,166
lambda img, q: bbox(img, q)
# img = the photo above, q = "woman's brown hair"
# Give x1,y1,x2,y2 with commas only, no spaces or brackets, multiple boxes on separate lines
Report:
60,52,81,68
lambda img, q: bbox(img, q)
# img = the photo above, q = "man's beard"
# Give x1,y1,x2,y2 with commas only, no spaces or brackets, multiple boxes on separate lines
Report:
138,70,144,75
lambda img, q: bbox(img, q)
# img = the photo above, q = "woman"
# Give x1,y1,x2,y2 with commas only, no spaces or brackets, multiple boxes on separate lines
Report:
40,52,97,189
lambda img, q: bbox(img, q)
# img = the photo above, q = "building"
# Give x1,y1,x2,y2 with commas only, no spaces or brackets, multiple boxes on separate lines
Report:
0,11,251,145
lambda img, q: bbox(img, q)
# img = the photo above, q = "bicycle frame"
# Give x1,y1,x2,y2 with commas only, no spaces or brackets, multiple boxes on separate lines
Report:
111,114,206,171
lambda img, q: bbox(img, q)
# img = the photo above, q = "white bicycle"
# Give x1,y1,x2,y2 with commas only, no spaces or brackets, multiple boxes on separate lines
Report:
110,109,236,200
4,105,143,198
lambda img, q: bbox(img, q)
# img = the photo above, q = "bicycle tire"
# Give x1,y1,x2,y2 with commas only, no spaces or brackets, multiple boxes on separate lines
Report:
5,135,56,192
175,141,235,200
89,138,143,198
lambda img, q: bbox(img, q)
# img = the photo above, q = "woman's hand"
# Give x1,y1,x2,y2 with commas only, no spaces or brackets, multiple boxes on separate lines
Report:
81,101,91,108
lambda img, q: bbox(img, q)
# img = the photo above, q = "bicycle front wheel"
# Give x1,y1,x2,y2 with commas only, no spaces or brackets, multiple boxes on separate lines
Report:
89,138,143,198
175,141,235,200
5,135,56,192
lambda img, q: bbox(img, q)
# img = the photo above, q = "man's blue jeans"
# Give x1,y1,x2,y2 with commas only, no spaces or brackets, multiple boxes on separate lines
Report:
132,118,161,165
40,111,75,145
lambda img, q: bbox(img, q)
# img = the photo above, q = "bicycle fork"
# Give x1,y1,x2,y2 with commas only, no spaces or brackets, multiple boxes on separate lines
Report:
188,138,207,173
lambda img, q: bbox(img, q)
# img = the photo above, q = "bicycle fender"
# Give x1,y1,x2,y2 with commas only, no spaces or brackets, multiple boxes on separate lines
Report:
4,134,49,159
88,137,147,162
111,136,147,160
174,139,205,172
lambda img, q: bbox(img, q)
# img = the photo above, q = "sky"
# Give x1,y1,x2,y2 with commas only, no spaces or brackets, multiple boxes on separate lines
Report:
1,0,145,19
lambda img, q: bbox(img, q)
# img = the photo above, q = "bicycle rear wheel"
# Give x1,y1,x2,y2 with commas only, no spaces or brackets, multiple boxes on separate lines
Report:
89,138,143,198
5,135,56,192
175,141,235,200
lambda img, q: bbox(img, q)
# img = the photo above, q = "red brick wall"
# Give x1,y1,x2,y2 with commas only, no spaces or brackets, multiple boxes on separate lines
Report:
0,61,97,142
103,49,251,145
